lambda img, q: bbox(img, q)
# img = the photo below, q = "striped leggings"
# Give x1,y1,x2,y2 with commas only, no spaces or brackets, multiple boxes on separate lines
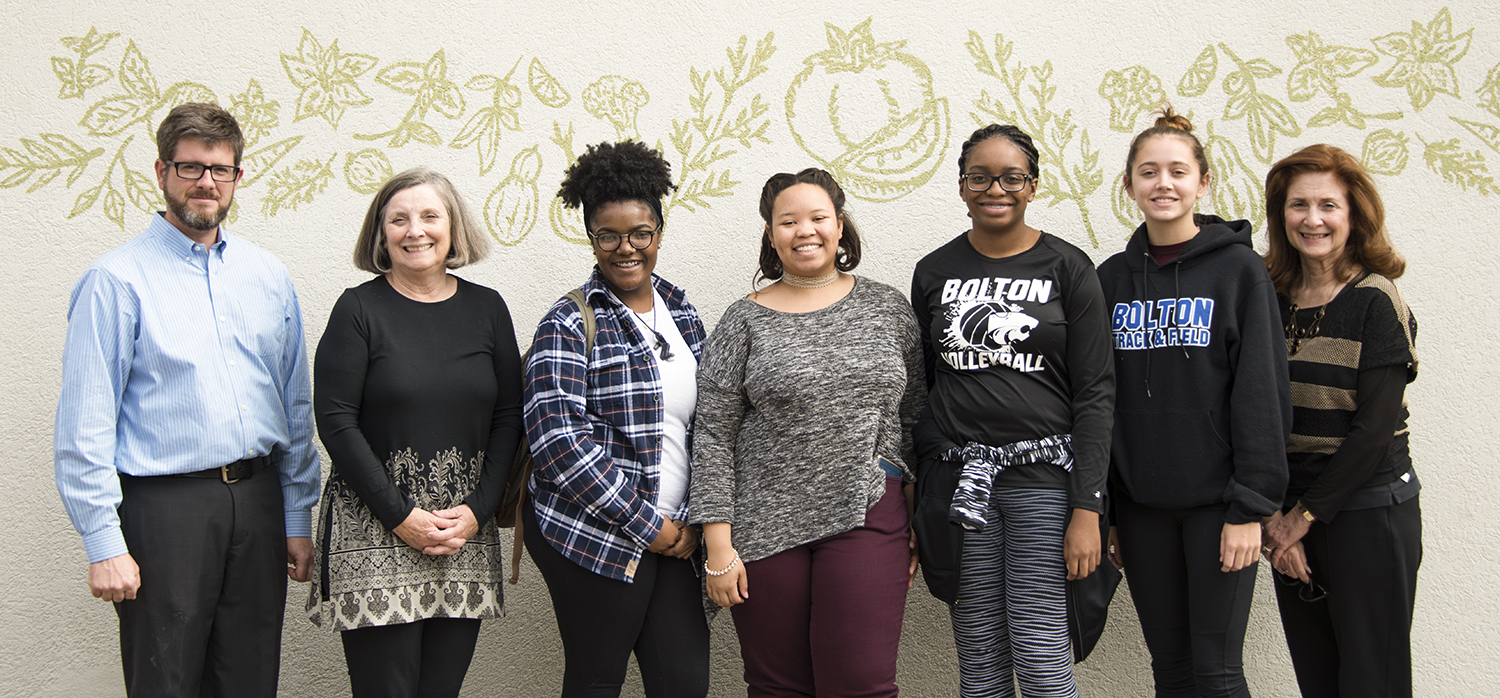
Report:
949,488,1077,698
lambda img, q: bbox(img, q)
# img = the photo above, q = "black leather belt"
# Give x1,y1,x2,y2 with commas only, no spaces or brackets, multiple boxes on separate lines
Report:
174,454,274,483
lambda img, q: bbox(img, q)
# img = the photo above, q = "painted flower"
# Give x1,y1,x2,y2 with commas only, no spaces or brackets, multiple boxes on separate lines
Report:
1371,7,1472,111
280,29,377,128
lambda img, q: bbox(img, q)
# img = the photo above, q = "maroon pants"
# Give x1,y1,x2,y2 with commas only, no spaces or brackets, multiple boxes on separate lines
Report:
731,477,910,698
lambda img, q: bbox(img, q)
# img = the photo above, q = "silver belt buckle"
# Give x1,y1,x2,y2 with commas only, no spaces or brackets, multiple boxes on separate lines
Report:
221,465,241,484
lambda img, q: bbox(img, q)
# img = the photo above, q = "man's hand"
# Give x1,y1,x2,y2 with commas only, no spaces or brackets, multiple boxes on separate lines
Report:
89,553,140,602
286,537,313,582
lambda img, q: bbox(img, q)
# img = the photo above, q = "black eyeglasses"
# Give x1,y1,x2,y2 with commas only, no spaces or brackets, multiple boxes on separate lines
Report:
1274,569,1327,602
961,172,1034,192
589,229,658,252
164,161,242,183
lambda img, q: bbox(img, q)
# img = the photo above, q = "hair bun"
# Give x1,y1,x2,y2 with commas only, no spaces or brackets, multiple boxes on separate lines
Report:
1152,104,1194,133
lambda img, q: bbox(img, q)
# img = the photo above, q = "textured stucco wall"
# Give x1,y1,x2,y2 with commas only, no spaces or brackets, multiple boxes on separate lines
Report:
3,1,1498,695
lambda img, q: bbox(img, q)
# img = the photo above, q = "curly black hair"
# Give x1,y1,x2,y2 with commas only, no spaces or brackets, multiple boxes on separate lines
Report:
556,140,677,231
958,124,1040,179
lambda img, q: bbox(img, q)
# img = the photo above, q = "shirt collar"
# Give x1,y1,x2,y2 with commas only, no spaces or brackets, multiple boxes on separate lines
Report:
582,267,687,309
148,211,232,259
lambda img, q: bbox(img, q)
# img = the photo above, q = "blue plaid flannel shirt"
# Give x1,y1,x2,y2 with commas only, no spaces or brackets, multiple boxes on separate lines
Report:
523,270,706,582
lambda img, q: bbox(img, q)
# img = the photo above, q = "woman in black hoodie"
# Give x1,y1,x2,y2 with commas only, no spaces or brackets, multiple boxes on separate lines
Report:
1096,106,1291,697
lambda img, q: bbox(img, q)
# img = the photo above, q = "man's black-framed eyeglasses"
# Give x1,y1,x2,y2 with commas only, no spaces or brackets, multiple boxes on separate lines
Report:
589,229,659,252
961,172,1034,193
164,161,241,183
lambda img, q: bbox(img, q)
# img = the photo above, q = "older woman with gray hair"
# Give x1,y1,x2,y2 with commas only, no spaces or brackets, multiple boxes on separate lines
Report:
308,168,524,698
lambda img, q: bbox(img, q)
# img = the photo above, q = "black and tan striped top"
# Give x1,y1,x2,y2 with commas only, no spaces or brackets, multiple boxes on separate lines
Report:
1280,272,1418,520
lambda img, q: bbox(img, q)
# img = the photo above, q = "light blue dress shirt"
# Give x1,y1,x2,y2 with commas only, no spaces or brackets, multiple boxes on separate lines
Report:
54,213,320,563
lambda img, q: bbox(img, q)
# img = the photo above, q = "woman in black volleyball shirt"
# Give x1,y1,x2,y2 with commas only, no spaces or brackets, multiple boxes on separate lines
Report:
910,124,1114,697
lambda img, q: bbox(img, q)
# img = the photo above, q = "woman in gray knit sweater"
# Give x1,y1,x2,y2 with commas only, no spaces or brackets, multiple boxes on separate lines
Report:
690,168,926,697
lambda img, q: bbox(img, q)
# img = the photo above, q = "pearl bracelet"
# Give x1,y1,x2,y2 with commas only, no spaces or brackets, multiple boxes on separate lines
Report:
705,553,740,577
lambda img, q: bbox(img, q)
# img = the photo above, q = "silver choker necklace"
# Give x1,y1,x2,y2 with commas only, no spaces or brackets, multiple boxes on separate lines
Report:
781,270,839,288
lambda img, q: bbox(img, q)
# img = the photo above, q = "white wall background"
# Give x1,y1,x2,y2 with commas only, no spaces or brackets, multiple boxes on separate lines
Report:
3,1,1498,695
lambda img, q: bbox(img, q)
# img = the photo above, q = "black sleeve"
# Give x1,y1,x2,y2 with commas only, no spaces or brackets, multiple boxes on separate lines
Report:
910,269,954,471
462,294,526,520
910,269,938,390
1062,261,1115,513
314,290,414,530
1300,364,1407,522
1223,276,1293,524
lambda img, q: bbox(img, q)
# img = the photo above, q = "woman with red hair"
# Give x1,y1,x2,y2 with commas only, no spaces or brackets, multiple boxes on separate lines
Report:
1261,143,1422,698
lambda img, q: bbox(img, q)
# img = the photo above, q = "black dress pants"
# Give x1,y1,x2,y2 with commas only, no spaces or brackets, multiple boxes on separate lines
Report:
1276,495,1421,698
115,468,287,698
524,504,710,697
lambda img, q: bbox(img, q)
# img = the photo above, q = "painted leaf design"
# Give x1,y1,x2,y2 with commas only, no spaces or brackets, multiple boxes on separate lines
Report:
1422,136,1499,195
79,64,112,92
228,79,281,149
376,61,425,94
1452,117,1500,155
1244,93,1301,163
102,186,126,230
261,155,335,216
1323,47,1379,78
450,110,503,175
1178,45,1217,97
1361,129,1410,175
241,136,302,187
403,122,442,147
160,82,217,113
123,166,158,213
1477,63,1500,118
52,57,80,98
528,57,570,108
80,95,153,136
430,82,465,119
117,41,158,99
0,133,101,191
69,183,104,218
61,27,117,57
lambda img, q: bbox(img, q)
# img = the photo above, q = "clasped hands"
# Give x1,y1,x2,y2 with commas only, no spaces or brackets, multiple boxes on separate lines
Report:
394,504,480,556
646,519,699,559
1261,509,1313,583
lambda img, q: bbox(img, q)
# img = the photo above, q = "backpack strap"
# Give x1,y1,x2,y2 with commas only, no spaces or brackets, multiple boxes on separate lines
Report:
563,288,598,356
507,288,600,584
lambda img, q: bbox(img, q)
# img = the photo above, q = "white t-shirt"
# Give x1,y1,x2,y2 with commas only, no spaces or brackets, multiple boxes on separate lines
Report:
623,288,697,517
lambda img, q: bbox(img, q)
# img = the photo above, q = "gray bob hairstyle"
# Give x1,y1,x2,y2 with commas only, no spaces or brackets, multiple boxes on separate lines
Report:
353,167,489,274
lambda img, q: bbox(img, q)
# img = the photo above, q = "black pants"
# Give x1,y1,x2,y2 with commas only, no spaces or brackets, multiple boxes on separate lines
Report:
1276,495,1421,698
115,469,287,698
1116,496,1256,698
524,505,710,697
341,617,482,698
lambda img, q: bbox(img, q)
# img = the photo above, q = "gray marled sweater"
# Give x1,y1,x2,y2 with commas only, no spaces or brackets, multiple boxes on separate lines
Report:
689,277,926,562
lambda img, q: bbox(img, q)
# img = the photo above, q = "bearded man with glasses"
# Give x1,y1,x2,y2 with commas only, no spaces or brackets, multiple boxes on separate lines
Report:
53,102,320,697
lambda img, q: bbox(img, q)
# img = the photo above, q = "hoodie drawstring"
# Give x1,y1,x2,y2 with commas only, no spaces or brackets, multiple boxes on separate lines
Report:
1141,251,1152,398
1173,262,1189,358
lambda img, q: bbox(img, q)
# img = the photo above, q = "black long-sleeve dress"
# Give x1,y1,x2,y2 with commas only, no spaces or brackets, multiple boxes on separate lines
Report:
308,276,524,630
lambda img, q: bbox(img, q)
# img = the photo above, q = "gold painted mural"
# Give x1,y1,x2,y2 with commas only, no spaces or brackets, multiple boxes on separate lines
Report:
3,8,1498,248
